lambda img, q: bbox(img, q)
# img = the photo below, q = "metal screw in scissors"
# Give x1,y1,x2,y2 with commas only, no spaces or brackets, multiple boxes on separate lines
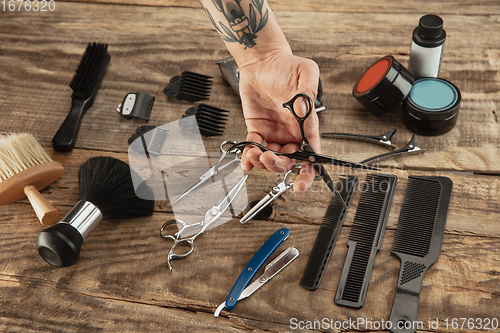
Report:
240,165,300,224
168,140,243,206
161,175,248,271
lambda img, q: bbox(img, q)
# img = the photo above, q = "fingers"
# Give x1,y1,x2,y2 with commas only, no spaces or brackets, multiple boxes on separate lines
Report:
293,162,316,193
241,132,264,171
259,143,297,173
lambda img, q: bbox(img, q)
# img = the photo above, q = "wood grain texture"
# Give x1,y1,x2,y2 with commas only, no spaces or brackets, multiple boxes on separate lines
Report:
0,3,498,172
0,0,499,332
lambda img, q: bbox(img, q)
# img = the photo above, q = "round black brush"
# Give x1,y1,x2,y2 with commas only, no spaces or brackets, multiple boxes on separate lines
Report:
37,156,154,267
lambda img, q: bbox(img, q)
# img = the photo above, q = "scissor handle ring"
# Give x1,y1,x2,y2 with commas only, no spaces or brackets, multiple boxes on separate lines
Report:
282,93,313,121
220,140,239,153
168,238,195,259
160,219,186,240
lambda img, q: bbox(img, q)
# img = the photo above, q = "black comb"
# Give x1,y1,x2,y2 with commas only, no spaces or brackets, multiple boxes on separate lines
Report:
388,176,452,333
335,174,397,308
52,42,110,152
163,71,213,102
299,175,358,291
179,104,229,137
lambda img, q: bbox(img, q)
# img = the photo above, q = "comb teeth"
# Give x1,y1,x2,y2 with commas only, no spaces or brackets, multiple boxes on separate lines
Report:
127,125,168,157
163,71,213,102
388,176,453,333
391,177,442,257
70,42,109,99
299,175,358,291
180,104,229,137
335,174,397,308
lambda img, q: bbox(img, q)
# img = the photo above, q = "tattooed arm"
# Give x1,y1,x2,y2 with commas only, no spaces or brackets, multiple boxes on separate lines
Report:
200,0,320,192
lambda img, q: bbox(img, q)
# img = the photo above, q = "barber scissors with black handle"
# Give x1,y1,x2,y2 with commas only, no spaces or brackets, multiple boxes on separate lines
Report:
227,93,378,208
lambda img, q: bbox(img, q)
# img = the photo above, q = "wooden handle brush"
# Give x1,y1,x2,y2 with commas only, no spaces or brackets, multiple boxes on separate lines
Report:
37,156,155,267
0,133,64,225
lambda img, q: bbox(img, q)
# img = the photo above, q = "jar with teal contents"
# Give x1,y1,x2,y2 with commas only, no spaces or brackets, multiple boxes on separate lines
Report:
402,77,461,136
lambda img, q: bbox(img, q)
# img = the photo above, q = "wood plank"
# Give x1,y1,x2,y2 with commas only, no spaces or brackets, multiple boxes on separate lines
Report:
2,148,497,237
60,0,500,16
0,3,499,173
0,213,498,332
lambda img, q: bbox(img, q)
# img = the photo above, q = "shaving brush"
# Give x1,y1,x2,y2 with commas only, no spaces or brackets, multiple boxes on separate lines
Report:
37,156,154,267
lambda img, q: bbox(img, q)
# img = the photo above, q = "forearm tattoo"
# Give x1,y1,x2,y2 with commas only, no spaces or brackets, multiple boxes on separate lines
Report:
200,0,269,49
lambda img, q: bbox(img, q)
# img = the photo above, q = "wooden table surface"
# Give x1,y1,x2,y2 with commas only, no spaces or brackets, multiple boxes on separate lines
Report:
1,1,499,332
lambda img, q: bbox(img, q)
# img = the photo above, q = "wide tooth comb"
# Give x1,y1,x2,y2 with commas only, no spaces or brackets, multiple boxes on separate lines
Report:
299,175,358,291
335,174,397,308
388,176,453,333
180,104,229,137
163,71,213,102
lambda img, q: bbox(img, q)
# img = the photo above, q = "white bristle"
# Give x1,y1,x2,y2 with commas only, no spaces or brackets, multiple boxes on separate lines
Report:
0,133,52,182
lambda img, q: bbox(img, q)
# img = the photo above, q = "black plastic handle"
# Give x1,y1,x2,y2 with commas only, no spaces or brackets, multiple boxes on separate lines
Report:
52,95,90,152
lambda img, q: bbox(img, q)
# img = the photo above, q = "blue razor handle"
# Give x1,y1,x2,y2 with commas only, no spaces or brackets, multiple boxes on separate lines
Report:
224,228,290,311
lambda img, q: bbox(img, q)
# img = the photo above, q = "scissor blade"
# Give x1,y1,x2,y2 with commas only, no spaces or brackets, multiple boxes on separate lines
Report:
311,153,379,170
312,162,347,209
240,193,274,224
239,247,299,300
215,175,248,215
168,175,207,206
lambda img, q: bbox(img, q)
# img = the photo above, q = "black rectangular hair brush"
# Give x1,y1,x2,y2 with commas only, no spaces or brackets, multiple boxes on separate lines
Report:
388,176,453,333
299,175,358,291
335,174,397,308
52,42,110,152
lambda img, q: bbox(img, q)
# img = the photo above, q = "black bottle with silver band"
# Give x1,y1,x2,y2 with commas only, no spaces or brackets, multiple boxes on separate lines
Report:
408,14,446,78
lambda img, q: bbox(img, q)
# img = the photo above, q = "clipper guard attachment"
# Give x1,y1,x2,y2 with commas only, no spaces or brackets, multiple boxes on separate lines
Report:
163,71,213,102
128,125,168,156
179,104,229,137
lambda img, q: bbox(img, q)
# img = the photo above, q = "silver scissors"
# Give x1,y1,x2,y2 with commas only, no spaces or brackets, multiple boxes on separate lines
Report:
161,175,248,271
168,140,242,206
240,167,299,224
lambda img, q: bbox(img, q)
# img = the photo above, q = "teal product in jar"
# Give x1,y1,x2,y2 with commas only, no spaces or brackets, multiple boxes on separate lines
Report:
402,78,460,136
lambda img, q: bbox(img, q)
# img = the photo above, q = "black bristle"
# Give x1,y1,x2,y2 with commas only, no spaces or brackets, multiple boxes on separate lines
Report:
335,174,397,308
392,177,443,257
299,175,358,291
70,43,109,98
78,156,154,220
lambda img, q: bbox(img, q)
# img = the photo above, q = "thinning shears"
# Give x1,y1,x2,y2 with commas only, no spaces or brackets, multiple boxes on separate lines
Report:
161,175,247,271
240,166,299,224
226,93,378,208
168,140,242,206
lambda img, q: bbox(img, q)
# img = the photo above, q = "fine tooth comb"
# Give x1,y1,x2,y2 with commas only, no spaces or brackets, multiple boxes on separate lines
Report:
52,42,110,152
321,128,397,149
335,174,397,308
179,104,229,137
163,71,213,102
388,176,453,333
299,175,358,291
